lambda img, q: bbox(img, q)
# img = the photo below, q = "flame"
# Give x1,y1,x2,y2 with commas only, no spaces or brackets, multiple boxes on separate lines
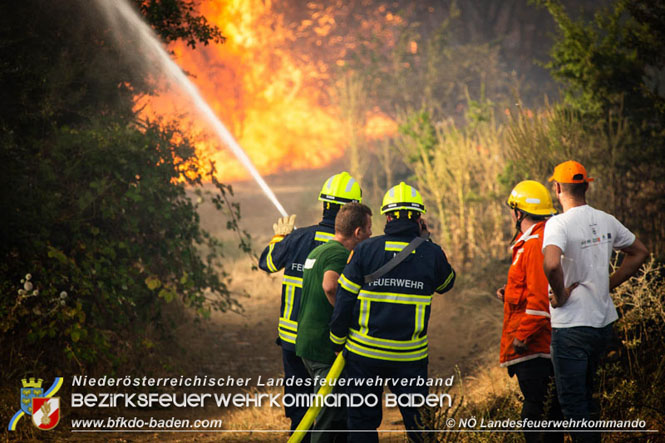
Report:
138,0,398,182
365,112,398,140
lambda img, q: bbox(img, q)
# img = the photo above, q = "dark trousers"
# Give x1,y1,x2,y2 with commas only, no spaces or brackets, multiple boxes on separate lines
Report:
283,347,312,442
551,325,613,443
302,358,347,443
508,357,564,443
344,356,428,443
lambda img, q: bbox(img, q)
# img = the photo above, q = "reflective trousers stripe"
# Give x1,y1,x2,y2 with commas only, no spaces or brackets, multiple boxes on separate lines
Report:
345,340,428,361
348,329,428,350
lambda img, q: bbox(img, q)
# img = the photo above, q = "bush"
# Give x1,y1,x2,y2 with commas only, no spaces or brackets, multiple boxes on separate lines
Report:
599,256,665,436
0,117,247,375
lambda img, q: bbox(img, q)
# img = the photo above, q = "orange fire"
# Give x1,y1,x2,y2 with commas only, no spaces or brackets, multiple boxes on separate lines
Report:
138,0,399,182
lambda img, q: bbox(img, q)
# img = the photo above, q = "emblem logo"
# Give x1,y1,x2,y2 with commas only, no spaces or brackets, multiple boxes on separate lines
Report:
20,378,43,415
8,377,63,431
31,397,60,430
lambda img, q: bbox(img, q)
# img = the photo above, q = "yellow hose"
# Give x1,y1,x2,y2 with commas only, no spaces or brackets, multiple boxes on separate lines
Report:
287,352,346,443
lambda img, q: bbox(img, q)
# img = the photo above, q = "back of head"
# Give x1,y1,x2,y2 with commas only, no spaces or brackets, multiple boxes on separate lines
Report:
319,171,363,221
335,202,372,237
319,171,362,205
548,160,593,199
381,182,426,221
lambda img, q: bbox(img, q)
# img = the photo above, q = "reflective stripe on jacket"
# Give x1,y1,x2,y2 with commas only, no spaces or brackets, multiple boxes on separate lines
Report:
329,220,455,363
500,221,552,366
259,221,334,351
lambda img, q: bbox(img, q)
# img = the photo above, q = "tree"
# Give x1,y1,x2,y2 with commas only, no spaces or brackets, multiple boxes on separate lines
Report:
540,0,665,255
0,0,243,374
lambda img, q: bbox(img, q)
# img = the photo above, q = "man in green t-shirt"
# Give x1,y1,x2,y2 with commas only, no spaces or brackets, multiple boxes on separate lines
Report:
296,202,373,442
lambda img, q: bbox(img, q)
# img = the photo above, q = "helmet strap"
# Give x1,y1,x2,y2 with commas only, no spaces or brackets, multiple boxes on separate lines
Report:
511,209,526,243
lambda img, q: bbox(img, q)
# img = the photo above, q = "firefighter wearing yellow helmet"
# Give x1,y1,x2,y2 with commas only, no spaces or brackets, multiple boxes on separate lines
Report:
380,181,426,215
506,180,556,242
497,179,563,443
319,171,362,205
329,182,455,441
258,171,362,436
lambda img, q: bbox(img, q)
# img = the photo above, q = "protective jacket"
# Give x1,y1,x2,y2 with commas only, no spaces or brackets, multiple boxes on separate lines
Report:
259,216,335,351
500,221,552,366
329,219,455,363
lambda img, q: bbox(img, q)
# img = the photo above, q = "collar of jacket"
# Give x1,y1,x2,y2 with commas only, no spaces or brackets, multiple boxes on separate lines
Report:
319,214,336,228
384,218,420,237
511,221,545,249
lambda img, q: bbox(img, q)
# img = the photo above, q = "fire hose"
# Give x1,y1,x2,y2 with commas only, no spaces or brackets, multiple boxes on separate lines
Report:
287,352,346,443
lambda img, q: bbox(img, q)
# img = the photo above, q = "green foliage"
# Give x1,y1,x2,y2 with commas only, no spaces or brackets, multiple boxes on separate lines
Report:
0,0,244,375
537,0,665,256
544,0,665,123
395,108,509,268
0,116,243,371
599,256,665,435
136,0,225,48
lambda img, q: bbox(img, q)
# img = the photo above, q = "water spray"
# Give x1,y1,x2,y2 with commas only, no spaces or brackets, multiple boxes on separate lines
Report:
93,0,289,218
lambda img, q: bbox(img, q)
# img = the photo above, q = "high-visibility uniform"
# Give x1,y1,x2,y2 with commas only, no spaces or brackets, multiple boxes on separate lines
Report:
258,215,335,433
329,219,455,442
500,221,563,443
500,221,552,366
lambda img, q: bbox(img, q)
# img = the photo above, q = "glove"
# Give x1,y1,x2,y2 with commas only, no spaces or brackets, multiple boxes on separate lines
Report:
272,214,296,236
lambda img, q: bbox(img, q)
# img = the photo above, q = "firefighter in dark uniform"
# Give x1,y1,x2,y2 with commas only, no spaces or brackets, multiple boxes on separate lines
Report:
329,182,455,443
259,171,363,435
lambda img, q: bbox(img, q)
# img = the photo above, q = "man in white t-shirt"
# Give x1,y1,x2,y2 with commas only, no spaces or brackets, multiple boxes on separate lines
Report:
542,160,648,443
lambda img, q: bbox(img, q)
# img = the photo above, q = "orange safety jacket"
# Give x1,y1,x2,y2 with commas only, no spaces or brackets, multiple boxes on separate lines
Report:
500,221,552,367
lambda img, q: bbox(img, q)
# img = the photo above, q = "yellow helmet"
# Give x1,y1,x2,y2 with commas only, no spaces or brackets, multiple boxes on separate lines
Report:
381,182,426,214
319,171,362,204
507,180,556,217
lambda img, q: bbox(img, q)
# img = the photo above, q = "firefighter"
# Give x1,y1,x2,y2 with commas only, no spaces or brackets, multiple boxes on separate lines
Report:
259,171,363,435
498,180,563,443
329,182,455,443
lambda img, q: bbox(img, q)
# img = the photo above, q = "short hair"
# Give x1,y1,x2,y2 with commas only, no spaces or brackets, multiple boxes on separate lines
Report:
520,211,550,222
559,182,588,199
335,202,372,237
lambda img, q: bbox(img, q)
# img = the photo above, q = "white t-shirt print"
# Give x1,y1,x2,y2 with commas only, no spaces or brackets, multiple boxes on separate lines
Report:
542,205,635,328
